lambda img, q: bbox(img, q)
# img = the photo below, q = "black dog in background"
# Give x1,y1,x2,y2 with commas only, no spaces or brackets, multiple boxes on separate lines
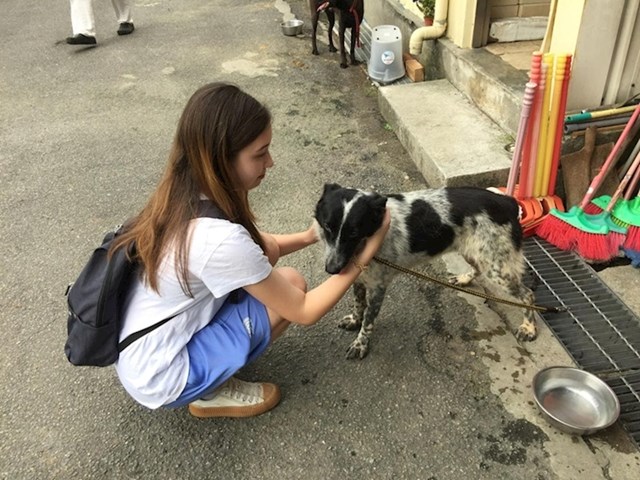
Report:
310,0,337,57
312,0,364,69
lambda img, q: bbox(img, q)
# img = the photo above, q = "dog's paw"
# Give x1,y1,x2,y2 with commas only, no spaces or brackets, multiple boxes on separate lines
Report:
338,314,361,331
346,337,369,360
340,62,348,69
514,323,537,342
312,49,319,56
329,45,337,53
449,272,475,286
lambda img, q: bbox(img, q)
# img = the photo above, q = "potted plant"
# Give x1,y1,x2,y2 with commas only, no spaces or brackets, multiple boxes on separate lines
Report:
413,0,436,26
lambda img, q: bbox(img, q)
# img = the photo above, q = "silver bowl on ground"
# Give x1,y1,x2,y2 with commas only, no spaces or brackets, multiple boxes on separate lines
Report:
532,366,620,436
281,19,303,36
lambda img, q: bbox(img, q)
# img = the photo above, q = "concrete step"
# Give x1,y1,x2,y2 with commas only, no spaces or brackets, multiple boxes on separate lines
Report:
378,78,513,188
438,38,529,137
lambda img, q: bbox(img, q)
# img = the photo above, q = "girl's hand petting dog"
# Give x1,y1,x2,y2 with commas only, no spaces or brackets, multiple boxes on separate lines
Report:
261,222,320,266
351,208,391,271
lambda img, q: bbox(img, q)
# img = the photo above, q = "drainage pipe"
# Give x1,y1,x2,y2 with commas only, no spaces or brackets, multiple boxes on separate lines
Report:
409,0,449,55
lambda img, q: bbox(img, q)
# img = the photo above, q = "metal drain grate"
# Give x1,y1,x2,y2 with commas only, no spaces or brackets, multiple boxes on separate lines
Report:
524,236,640,447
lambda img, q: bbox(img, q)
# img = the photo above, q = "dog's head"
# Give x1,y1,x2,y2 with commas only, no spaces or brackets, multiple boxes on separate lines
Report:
314,183,387,274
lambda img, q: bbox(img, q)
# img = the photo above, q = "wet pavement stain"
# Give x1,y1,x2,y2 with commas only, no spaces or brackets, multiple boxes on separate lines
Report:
482,350,501,362
480,419,549,466
460,325,507,342
328,98,352,116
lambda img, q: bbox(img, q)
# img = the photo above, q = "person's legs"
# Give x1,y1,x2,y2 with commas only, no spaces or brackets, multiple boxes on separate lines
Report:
265,266,307,341
112,0,134,35
68,0,96,40
111,0,133,23
166,291,272,408
166,267,307,417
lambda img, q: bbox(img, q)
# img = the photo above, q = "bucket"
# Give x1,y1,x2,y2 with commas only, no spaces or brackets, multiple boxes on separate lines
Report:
367,25,405,84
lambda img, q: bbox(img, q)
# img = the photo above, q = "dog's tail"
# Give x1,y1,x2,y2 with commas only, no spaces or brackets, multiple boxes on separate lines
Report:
486,186,523,221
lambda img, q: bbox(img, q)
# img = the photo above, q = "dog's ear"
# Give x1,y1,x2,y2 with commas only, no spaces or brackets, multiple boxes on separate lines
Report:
322,183,342,194
371,193,388,216
364,193,387,233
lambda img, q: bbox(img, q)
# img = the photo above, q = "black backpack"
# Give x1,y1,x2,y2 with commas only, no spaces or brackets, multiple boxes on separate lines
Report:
64,202,224,367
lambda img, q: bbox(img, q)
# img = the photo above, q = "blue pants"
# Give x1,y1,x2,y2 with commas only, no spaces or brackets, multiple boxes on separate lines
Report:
164,290,271,408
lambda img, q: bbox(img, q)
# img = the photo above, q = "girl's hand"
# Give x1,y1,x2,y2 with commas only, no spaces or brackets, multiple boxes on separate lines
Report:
354,209,391,266
307,220,320,245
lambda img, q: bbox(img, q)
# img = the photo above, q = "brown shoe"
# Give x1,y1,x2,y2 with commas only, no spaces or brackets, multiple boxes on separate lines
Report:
188,377,281,418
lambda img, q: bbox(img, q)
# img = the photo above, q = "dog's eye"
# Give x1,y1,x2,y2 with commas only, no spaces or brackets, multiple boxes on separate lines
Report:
323,224,332,234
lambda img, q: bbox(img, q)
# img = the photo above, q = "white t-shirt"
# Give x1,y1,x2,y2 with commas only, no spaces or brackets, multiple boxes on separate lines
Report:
115,218,272,409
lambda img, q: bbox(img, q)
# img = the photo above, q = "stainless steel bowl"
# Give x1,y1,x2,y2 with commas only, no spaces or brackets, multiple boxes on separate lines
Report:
281,19,304,36
532,366,620,435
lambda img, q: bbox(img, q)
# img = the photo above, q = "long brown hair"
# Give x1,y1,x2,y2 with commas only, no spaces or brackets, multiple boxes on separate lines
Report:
111,82,270,295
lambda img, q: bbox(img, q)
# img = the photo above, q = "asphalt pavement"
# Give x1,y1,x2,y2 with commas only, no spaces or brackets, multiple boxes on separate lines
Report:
1,1,639,479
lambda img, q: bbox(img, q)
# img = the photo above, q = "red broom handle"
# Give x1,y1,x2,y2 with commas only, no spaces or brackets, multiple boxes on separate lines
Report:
518,52,542,199
527,66,545,198
578,103,640,210
507,82,537,196
603,149,640,212
547,54,572,196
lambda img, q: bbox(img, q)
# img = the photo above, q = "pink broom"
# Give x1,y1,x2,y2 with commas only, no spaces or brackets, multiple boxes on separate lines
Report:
507,82,537,196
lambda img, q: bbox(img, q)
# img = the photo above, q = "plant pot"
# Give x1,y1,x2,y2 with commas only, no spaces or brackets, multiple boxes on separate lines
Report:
424,16,433,26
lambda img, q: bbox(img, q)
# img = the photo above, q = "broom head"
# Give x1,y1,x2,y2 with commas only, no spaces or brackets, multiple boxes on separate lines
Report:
612,198,640,227
623,225,640,251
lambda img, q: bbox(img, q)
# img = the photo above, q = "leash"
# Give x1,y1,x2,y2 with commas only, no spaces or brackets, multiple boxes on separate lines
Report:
349,0,361,48
372,256,567,314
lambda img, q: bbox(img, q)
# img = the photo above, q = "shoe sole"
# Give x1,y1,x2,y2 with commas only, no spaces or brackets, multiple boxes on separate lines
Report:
66,38,96,45
188,383,281,418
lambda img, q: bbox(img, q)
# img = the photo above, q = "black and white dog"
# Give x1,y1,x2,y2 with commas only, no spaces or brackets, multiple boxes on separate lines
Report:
314,183,537,359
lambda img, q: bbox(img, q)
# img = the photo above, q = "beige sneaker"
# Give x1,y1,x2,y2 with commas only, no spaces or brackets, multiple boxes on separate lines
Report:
188,377,281,418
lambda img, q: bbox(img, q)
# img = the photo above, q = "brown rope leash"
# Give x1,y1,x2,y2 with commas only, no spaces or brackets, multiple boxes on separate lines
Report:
372,256,566,314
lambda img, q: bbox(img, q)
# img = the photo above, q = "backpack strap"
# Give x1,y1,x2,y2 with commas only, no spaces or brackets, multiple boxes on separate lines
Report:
117,200,228,353
118,314,176,352
197,200,225,219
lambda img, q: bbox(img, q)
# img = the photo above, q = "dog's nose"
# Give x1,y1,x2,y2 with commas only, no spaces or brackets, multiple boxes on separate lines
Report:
325,262,343,275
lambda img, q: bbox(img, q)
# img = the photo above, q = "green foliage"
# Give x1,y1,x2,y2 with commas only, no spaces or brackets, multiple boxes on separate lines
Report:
413,0,436,18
